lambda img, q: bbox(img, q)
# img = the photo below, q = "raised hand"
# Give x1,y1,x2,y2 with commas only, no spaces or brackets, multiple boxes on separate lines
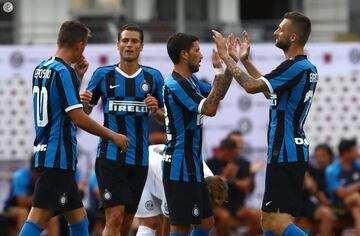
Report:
144,94,159,113
227,33,239,62
211,48,222,68
212,30,228,60
74,55,89,79
79,89,92,104
238,31,251,62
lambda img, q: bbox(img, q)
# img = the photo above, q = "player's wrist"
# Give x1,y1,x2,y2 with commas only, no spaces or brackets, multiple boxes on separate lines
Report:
214,67,225,75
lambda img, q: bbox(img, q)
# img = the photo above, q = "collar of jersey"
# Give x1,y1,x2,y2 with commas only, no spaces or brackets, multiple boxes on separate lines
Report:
115,66,142,78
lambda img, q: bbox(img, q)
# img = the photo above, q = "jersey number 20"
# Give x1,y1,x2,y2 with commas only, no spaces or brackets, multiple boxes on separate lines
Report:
33,86,48,127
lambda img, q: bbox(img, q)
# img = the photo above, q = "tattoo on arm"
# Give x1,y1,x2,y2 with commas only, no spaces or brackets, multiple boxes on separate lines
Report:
202,71,233,111
223,57,268,93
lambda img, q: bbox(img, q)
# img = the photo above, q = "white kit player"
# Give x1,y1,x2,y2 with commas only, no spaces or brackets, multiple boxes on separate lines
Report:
135,144,220,236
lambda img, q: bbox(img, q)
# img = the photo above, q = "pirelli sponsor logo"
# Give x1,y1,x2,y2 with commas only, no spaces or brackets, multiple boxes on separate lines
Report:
109,100,148,113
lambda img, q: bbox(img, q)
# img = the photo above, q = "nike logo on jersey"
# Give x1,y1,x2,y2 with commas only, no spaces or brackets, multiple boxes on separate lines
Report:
110,85,120,89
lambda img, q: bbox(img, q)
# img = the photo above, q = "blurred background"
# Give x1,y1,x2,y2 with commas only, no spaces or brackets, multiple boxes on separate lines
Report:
1,0,360,235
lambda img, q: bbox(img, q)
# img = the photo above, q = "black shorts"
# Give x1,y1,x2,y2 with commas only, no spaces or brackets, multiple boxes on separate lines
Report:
262,163,308,217
95,158,148,214
163,179,213,225
32,168,83,214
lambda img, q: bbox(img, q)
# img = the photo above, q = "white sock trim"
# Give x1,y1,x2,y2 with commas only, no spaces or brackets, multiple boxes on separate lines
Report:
136,225,156,236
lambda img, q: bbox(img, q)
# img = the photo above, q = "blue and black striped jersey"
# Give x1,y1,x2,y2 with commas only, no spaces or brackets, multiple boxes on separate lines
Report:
87,64,164,166
260,55,318,164
326,159,360,203
163,71,211,183
32,57,83,171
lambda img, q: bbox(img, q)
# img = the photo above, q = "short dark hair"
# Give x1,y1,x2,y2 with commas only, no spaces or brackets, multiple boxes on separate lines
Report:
314,143,334,160
167,33,198,64
57,21,90,48
284,11,311,46
219,138,237,150
118,23,144,43
338,138,357,156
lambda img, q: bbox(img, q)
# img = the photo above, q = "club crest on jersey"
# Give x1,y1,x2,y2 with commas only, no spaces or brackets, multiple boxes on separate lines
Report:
145,200,154,211
141,81,150,93
104,189,112,201
59,193,67,205
192,205,200,217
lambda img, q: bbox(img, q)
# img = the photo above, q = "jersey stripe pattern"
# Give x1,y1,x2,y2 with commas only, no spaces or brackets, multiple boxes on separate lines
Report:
163,71,211,183
87,65,164,166
263,55,318,164
32,57,83,171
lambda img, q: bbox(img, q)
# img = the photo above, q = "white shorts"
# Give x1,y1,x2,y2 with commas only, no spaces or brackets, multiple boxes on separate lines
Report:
135,168,169,218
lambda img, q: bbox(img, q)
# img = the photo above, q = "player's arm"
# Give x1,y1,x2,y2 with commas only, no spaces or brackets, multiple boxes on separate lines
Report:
79,89,93,114
74,55,89,86
334,182,360,200
201,49,233,117
212,30,270,96
145,94,165,123
68,108,129,151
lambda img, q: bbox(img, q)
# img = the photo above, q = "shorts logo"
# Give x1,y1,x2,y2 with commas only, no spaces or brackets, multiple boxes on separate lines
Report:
59,193,67,206
141,81,150,93
145,200,154,211
192,205,200,217
104,189,112,201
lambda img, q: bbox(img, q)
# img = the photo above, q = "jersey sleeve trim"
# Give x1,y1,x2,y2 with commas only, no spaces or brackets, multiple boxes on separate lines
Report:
65,104,83,112
198,98,206,113
259,76,274,94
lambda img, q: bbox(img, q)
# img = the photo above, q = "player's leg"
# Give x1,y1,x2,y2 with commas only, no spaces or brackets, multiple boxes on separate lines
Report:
95,159,132,235
136,216,160,236
19,168,61,236
135,173,162,236
190,181,214,236
161,215,170,236
61,167,90,236
19,207,54,236
122,164,149,235
261,163,308,236
63,208,89,236
164,180,209,236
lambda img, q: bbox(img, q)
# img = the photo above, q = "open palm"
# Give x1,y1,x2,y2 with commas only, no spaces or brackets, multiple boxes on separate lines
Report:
239,31,251,62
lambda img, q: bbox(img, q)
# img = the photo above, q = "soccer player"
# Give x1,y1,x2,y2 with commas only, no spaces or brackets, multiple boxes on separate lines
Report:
163,33,233,236
19,21,129,236
135,144,224,236
80,24,164,235
213,12,317,236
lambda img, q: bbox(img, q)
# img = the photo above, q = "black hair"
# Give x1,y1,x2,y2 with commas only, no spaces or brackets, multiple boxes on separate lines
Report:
166,33,198,64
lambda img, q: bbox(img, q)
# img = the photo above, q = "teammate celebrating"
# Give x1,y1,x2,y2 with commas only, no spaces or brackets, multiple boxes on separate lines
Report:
80,24,164,235
213,11,317,236
20,21,128,236
163,33,233,236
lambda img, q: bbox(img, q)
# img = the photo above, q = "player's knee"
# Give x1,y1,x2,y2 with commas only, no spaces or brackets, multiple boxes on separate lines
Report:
138,217,159,230
105,209,124,227
261,212,292,235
